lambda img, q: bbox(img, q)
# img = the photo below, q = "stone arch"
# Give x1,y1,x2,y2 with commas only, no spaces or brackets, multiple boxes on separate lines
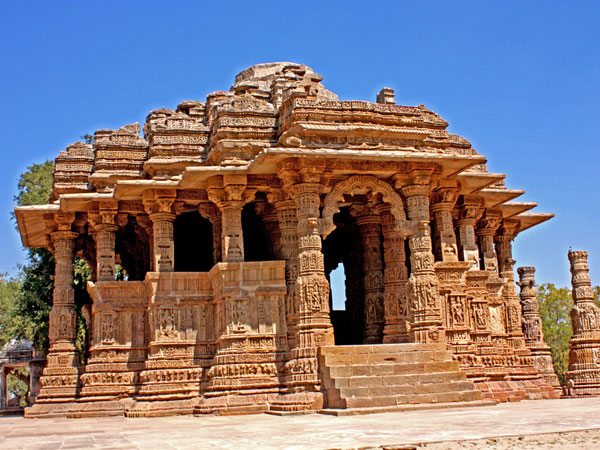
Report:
321,175,408,237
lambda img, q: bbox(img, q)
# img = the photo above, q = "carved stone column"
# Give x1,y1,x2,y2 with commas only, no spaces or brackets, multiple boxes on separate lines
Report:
207,175,256,263
495,220,525,347
431,187,458,262
284,160,334,390
143,189,176,272
198,202,222,264
455,196,483,270
402,181,444,343
269,191,299,352
89,201,118,281
476,212,501,273
378,204,409,343
351,205,385,344
259,201,281,260
565,250,600,396
136,214,154,272
518,266,561,390
39,214,80,399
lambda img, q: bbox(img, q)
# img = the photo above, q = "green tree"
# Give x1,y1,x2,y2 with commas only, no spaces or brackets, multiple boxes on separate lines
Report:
538,283,573,385
0,273,21,348
13,161,54,210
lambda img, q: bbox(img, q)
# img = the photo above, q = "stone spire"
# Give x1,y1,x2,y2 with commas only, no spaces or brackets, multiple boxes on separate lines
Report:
517,266,561,391
565,250,600,396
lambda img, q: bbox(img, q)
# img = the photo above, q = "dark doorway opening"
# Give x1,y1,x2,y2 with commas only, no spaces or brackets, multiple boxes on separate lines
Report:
174,211,214,272
242,202,273,262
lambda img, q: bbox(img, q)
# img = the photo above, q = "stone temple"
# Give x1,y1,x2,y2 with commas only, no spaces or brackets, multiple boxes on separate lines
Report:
15,62,562,418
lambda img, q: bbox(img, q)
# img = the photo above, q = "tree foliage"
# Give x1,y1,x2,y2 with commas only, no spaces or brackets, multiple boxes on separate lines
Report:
13,161,54,210
538,283,573,385
0,274,20,348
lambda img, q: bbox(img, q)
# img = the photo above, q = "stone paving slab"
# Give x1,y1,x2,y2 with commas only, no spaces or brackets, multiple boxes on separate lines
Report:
1,398,600,449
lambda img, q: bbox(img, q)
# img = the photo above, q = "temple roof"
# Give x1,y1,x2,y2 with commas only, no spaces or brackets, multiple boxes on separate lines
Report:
15,62,553,247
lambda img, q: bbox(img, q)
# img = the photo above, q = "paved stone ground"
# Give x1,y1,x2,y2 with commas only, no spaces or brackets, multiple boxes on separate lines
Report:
1,398,600,449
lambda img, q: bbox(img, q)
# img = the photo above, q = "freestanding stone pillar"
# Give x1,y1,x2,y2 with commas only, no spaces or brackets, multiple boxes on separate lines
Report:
517,266,561,390
565,250,600,396
402,178,444,344
37,215,80,401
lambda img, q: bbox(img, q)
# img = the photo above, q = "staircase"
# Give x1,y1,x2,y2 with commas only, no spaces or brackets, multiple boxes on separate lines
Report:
318,343,493,415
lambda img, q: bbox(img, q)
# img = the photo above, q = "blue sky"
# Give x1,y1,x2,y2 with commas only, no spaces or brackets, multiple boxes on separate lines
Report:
1,1,599,291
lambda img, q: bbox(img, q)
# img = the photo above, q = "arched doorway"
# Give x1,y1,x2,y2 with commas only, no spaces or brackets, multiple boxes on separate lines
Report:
323,207,365,345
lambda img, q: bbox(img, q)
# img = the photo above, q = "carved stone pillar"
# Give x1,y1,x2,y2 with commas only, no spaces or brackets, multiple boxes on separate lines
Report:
379,204,409,343
495,220,525,347
565,250,600,396
518,266,561,390
136,215,154,270
198,202,222,264
39,214,80,399
402,181,444,343
351,205,385,344
476,212,501,273
143,190,176,272
455,196,483,270
283,160,334,390
89,201,118,281
259,201,282,260
431,187,458,262
207,175,256,263
270,192,299,352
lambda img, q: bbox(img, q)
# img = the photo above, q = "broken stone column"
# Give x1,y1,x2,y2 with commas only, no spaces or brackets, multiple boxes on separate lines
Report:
565,250,600,396
517,266,561,391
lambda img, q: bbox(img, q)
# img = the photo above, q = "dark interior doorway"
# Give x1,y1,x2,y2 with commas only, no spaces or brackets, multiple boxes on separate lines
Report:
174,211,214,272
242,202,273,262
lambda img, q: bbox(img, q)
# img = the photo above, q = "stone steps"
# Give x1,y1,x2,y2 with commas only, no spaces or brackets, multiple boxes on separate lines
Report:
319,344,492,414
